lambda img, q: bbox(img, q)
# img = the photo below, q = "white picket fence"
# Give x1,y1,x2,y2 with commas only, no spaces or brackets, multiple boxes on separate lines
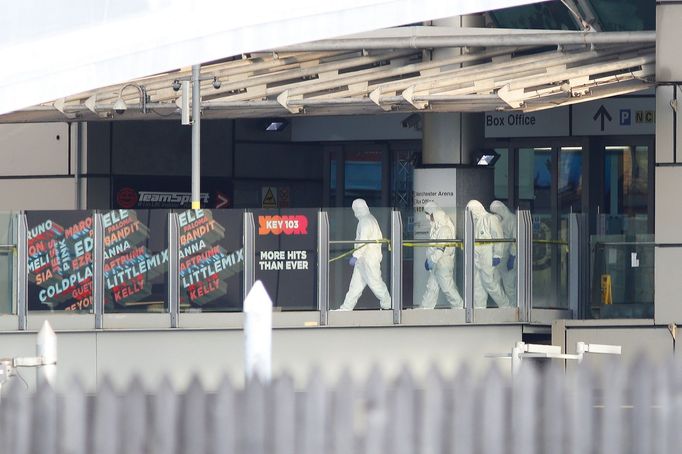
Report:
0,360,680,454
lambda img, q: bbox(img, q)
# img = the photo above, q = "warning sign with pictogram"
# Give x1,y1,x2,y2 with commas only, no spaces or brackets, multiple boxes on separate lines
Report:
261,187,277,208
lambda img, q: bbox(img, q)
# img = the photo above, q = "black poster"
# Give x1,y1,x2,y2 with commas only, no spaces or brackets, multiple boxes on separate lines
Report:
103,209,169,312
254,209,318,310
112,176,233,209
26,211,95,312
177,209,244,311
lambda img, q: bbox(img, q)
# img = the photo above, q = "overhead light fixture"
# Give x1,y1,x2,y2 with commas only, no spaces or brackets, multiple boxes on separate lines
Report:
113,84,148,115
473,148,501,166
401,113,422,130
264,118,288,132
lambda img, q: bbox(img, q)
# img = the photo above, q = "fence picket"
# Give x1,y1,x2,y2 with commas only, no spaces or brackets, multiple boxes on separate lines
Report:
451,365,474,454
180,376,207,454
241,378,266,454
568,363,594,454
2,360,682,454
390,367,416,454
210,375,236,454
59,377,86,454
600,359,626,454
121,377,147,454
32,382,57,454
630,358,653,454
93,378,118,454
420,366,445,454
301,369,327,454
512,363,538,454
363,366,387,454
1,379,31,454
150,377,177,454
331,370,355,454
478,366,506,454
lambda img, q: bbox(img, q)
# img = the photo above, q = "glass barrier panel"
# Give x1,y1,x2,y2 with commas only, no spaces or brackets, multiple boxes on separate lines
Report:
328,206,391,311
404,206,464,310
532,214,569,309
473,207,517,309
178,209,244,312
26,211,95,313
254,208,318,311
103,209,169,313
589,234,654,319
0,212,17,315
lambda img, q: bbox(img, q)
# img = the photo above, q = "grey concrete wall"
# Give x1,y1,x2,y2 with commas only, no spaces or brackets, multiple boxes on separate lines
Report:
564,325,674,374
0,324,521,391
655,2,682,324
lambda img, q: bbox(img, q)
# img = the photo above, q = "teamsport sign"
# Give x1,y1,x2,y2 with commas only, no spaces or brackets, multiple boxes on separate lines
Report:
178,209,244,309
27,212,95,312
254,209,317,310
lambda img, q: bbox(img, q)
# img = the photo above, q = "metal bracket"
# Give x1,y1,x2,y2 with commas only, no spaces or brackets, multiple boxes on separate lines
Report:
243,212,256,299
94,212,104,329
516,210,532,322
17,213,27,330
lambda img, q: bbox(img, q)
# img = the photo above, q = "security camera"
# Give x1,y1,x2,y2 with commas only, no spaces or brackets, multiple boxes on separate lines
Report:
113,98,127,115
401,113,421,129
212,77,221,89
172,80,182,92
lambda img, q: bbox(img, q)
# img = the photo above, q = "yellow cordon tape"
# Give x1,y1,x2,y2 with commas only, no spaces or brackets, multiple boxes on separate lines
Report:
330,239,569,263
328,239,390,263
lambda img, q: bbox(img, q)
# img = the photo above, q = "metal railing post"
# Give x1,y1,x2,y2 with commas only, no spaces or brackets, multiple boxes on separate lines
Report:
569,213,588,319
94,212,104,329
318,211,329,326
168,212,180,328
243,212,256,299
391,210,402,324
516,210,532,322
17,213,27,330
464,208,475,323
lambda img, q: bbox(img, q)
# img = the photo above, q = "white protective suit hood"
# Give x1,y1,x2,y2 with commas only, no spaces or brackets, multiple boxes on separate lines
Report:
424,201,439,216
352,198,370,219
466,200,488,221
432,209,451,229
490,200,513,220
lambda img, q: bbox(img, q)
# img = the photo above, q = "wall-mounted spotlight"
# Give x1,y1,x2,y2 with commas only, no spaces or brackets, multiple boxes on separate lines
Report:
472,148,501,166
212,76,221,89
113,84,148,115
171,80,182,92
401,113,422,130
264,118,289,132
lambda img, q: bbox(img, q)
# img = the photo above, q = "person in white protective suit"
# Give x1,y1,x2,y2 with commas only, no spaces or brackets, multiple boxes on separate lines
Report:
338,199,392,310
489,200,517,305
419,206,464,308
466,200,510,308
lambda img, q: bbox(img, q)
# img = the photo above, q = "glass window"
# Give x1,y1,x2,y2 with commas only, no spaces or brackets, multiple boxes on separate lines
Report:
328,206,391,311
602,145,649,235
559,146,583,213
254,208,318,310
103,209,169,313
406,206,464,310
493,148,510,203
343,150,383,207
178,209,244,312
590,0,654,31
26,211,94,313
590,233,654,318
490,3,579,30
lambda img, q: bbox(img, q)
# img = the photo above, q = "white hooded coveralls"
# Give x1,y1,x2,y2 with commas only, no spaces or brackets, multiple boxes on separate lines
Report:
490,200,517,304
466,200,510,308
420,209,464,308
339,199,392,310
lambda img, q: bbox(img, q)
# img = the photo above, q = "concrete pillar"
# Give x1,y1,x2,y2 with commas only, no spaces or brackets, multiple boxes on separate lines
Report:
654,2,682,324
421,15,485,165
